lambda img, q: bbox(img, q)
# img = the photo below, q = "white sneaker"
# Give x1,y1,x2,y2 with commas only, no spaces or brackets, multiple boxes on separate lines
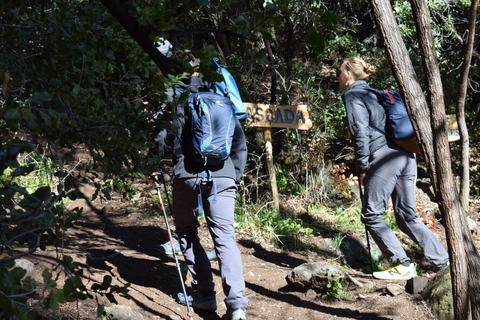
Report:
373,263,417,280
231,307,246,320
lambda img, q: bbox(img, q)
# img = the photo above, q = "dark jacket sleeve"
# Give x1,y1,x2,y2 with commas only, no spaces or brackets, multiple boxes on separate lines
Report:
151,128,168,157
150,87,180,158
230,118,248,182
344,90,371,172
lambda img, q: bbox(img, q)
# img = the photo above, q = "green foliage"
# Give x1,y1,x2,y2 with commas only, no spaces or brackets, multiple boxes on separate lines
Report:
333,232,346,252
275,166,301,195
384,208,400,232
0,263,31,318
364,254,383,274
0,259,129,319
392,0,477,108
326,270,349,300
98,305,112,320
2,152,58,195
0,125,129,318
334,206,364,230
2,2,153,179
1,0,167,313
234,205,316,250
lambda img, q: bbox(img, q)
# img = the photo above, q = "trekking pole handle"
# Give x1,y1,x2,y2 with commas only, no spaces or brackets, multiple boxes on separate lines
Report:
152,172,162,190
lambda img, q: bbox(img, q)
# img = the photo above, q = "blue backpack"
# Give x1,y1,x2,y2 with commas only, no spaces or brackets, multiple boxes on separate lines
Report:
212,58,246,124
186,91,236,166
368,88,421,153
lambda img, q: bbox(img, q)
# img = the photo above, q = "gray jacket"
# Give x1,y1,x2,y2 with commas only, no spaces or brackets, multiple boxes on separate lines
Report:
342,80,387,173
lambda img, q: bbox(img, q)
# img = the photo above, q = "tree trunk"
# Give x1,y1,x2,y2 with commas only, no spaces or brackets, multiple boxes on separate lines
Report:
456,0,478,210
280,10,295,105
100,0,182,76
209,13,231,65
370,0,480,319
408,1,480,319
369,0,436,181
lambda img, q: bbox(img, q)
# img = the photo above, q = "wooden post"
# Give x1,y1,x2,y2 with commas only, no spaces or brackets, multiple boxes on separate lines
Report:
244,102,312,213
263,127,280,212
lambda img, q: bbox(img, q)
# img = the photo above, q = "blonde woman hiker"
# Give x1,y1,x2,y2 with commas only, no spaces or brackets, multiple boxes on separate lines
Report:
337,57,449,280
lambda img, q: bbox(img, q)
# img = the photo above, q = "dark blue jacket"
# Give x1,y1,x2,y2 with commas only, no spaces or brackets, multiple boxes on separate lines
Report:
342,80,387,173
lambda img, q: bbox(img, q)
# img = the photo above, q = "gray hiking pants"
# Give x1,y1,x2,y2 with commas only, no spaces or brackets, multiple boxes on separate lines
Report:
361,142,449,267
173,177,248,309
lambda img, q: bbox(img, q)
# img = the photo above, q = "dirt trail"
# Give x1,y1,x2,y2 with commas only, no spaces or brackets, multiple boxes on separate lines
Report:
22,176,467,320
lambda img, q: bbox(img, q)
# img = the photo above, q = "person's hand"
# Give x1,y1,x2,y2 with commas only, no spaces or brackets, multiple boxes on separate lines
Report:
358,172,367,186
142,100,149,113
146,175,155,184
147,172,161,185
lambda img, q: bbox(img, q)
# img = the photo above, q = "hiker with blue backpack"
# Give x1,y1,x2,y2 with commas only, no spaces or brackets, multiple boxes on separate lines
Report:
152,59,248,319
338,56,449,280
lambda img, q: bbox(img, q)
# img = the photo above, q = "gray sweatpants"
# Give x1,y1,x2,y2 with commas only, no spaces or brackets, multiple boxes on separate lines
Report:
173,177,248,309
361,142,449,267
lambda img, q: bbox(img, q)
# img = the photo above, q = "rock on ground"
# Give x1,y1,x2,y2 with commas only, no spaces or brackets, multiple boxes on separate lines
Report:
422,266,453,320
285,262,346,292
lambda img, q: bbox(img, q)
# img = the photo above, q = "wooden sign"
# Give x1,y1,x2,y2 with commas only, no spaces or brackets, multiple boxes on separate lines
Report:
242,102,312,213
243,103,312,130
446,114,460,142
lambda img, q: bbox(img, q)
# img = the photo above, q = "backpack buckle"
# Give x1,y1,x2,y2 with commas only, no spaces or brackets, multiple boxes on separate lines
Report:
201,170,213,184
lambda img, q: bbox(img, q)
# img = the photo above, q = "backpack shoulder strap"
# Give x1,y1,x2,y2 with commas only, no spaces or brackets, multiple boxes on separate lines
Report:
382,90,395,104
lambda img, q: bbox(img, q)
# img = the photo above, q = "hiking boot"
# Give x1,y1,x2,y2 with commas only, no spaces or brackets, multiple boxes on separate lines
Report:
177,291,217,311
373,263,417,280
437,260,450,271
206,249,218,262
230,307,246,320
154,238,182,255
154,240,217,262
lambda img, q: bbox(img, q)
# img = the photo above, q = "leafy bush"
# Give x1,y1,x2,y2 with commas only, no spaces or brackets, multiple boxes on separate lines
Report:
0,147,131,318
326,270,349,300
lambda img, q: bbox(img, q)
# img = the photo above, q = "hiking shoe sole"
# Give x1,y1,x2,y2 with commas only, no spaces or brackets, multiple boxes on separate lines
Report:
206,249,218,262
231,307,246,320
154,239,182,255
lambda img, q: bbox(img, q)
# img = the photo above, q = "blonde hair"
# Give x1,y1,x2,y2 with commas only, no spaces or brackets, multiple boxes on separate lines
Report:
341,57,376,81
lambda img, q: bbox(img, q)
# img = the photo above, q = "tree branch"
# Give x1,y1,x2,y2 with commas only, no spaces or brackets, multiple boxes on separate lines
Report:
169,28,260,41
99,0,183,76
455,0,477,209
433,9,480,63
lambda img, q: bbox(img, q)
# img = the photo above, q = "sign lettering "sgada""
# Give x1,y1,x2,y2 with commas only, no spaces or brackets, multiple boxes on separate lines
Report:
243,103,312,130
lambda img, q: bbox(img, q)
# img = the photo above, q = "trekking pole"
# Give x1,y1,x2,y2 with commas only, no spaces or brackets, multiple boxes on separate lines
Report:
349,122,375,274
358,181,374,273
160,170,173,215
152,172,194,320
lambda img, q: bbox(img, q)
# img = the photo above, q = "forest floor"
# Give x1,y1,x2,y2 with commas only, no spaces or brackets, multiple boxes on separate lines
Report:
21,144,480,320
